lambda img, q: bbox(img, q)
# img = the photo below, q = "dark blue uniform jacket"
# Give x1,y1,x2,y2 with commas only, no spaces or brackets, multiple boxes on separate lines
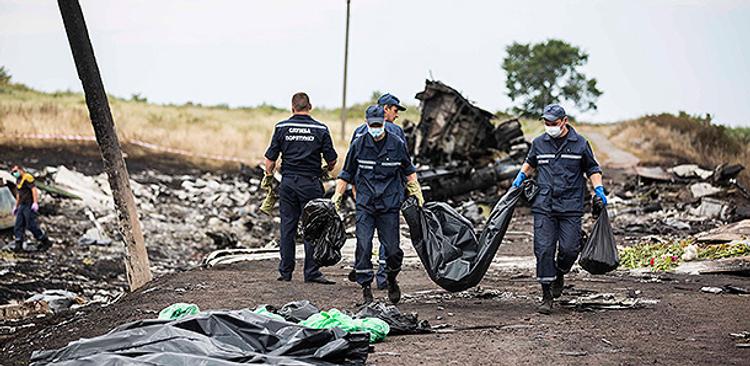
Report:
525,125,601,216
265,114,338,177
339,132,416,212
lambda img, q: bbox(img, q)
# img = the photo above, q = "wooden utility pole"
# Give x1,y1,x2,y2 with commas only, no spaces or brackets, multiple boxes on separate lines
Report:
340,0,351,141
58,0,152,290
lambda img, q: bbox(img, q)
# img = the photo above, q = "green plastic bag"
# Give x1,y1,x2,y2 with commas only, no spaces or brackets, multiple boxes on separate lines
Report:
158,303,200,320
253,306,286,321
300,309,389,343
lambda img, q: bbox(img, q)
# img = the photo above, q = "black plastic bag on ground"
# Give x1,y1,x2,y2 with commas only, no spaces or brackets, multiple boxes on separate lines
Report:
302,199,346,267
354,302,431,335
30,309,369,366
579,209,619,274
401,184,525,292
278,300,320,323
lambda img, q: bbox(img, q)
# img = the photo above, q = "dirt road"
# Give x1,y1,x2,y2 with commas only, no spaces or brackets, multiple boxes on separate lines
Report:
579,127,640,169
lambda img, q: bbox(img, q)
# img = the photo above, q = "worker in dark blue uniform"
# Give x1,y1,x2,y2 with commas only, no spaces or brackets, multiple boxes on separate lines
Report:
350,93,407,143
349,93,407,290
263,92,338,284
512,104,607,314
333,105,424,305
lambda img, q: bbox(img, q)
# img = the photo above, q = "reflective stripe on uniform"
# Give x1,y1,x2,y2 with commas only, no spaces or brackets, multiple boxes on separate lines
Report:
561,154,582,160
355,269,374,274
358,159,377,165
359,165,374,170
537,276,557,283
539,159,550,164
537,154,556,159
381,162,401,167
276,123,328,129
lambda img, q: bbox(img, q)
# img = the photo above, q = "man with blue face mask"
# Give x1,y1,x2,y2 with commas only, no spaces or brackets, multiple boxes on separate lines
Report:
349,93,407,290
333,105,424,305
511,104,607,314
8,165,51,252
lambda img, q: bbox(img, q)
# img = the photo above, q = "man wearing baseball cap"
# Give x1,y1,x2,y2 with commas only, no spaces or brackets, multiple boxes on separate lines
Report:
333,105,424,305
511,104,607,314
349,93,408,290
350,93,407,143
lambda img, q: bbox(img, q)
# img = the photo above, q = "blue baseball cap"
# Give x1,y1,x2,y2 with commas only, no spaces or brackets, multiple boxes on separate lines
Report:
541,104,566,122
365,105,385,126
377,93,406,111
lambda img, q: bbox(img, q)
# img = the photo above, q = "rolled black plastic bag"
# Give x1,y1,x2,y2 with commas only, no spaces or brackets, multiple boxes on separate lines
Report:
579,209,619,274
402,184,524,292
301,198,346,267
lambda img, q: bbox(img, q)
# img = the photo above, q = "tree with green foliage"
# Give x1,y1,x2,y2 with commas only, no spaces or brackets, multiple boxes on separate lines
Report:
0,66,11,84
502,39,602,117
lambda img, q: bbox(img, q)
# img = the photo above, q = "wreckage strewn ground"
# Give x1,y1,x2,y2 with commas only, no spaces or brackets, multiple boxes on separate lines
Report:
2,134,750,365
2,259,750,365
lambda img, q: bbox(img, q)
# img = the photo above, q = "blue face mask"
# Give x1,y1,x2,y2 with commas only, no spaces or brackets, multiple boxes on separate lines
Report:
368,126,384,139
12,171,20,178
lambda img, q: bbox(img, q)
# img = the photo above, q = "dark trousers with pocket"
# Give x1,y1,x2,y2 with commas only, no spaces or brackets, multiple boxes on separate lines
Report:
533,213,582,284
354,208,403,286
278,175,324,281
14,204,46,244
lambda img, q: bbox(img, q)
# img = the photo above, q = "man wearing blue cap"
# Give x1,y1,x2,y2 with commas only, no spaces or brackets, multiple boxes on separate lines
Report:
263,92,338,284
333,105,424,305
350,93,407,143
349,93,407,290
511,104,607,314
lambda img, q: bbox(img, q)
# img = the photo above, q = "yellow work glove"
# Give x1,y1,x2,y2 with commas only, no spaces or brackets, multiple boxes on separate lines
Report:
406,180,424,207
260,190,278,216
331,191,343,212
321,163,336,181
260,174,275,191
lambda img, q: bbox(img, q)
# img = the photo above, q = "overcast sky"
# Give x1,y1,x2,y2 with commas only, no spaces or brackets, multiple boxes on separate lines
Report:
1,0,748,126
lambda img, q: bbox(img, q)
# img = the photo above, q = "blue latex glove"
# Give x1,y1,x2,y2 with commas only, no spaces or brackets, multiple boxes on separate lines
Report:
594,186,608,206
512,171,527,188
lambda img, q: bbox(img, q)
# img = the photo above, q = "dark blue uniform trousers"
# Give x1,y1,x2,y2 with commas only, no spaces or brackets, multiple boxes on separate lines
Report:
533,214,582,284
376,247,387,289
14,204,46,244
354,208,403,286
278,175,323,281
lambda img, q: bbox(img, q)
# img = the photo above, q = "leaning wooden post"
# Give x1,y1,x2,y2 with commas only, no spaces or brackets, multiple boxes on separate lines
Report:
58,0,152,290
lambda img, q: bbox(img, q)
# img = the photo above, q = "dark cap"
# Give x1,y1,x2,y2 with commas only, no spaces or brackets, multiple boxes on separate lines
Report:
377,93,406,111
365,105,385,126
541,104,566,122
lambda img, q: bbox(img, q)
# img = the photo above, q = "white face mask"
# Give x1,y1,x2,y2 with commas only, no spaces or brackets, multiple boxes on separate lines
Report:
368,126,384,139
545,125,562,138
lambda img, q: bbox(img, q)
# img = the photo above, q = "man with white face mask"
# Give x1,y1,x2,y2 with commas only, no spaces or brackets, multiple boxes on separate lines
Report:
511,104,607,314
333,105,424,305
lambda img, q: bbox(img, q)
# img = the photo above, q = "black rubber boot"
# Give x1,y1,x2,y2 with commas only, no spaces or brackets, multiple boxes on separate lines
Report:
13,240,24,253
551,271,564,299
2,240,23,253
38,236,52,252
537,284,553,315
386,274,401,304
362,285,374,305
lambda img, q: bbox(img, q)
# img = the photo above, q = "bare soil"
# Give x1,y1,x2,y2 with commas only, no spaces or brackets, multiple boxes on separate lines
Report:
2,258,748,365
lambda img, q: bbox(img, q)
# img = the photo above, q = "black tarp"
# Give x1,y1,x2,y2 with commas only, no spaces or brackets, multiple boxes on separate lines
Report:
402,184,526,292
579,209,619,274
30,310,369,366
302,199,346,267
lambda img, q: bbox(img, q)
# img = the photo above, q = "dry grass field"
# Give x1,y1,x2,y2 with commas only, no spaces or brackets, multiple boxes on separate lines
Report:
0,82,421,165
